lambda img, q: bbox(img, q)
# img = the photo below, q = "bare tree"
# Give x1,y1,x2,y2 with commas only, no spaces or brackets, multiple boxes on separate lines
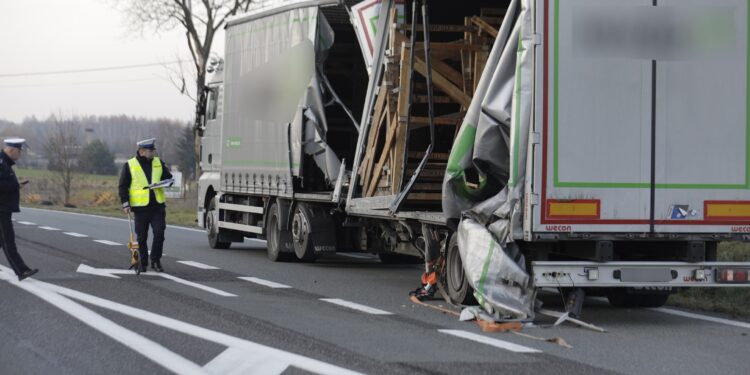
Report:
114,0,252,105
44,115,82,206
113,0,253,179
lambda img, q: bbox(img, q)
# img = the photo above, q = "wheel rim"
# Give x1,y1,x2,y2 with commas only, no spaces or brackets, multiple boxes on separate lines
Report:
448,244,464,290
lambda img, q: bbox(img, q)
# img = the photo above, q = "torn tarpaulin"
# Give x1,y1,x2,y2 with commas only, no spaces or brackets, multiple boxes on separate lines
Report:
443,0,536,319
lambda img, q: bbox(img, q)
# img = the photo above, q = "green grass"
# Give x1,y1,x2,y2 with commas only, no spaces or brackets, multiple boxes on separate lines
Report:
668,242,750,319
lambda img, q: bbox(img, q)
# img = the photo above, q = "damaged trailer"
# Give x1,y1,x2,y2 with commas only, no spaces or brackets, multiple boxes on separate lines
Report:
197,0,750,319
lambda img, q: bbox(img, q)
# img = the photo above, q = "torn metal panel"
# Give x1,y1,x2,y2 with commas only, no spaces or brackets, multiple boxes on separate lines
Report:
443,0,537,318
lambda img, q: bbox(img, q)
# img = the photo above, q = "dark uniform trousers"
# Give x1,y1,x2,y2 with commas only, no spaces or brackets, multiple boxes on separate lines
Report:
0,211,30,276
134,205,166,266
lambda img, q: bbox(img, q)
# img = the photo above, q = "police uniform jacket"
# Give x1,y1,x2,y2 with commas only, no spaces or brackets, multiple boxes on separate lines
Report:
0,151,20,213
118,153,173,212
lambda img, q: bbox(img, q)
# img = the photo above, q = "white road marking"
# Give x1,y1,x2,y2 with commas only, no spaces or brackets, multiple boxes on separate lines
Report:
650,307,750,330
17,221,36,225
76,264,236,297
238,277,292,289
438,329,541,353
320,298,393,315
178,261,219,270
0,266,207,374
203,347,289,375
338,253,376,260
2,266,361,375
64,232,89,238
94,240,122,246
39,226,60,230
0,266,362,375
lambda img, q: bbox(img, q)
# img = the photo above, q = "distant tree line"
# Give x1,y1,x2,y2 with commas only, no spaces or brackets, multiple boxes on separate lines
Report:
0,114,195,177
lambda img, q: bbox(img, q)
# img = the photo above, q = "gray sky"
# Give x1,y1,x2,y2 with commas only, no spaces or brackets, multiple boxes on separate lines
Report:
0,0,223,123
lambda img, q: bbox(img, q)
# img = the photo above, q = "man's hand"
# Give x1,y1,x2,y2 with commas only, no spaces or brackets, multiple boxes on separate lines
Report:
123,206,130,214
19,180,29,189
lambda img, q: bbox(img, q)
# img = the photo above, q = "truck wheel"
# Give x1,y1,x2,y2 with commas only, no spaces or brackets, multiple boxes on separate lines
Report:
291,203,317,262
207,197,231,249
606,288,670,308
439,234,477,305
266,203,294,262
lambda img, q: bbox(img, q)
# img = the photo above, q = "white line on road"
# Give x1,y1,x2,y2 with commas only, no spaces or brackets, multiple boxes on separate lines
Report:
17,221,36,225
238,277,292,289
320,298,393,315
94,240,122,246
2,265,362,375
338,253,377,260
0,266,208,374
158,273,237,297
76,264,236,297
438,329,541,353
177,260,219,270
650,307,750,330
38,226,60,230
64,232,89,238
203,346,289,374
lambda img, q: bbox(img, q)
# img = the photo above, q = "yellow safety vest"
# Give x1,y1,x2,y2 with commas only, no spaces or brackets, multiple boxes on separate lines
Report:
128,157,165,207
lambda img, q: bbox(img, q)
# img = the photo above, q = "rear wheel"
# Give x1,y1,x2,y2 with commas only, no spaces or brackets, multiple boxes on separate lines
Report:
266,203,295,262
206,197,231,249
291,203,317,262
439,234,477,305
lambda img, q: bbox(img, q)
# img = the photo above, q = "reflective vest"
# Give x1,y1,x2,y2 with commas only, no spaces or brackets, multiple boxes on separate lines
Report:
128,157,165,207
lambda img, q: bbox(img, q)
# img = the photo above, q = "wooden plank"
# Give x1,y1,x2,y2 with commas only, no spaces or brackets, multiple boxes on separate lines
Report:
391,43,412,195
366,112,399,197
413,56,472,108
398,24,472,33
471,16,499,38
360,88,389,193
409,116,462,126
414,95,454,104
405,192,442,201
408,151,450,160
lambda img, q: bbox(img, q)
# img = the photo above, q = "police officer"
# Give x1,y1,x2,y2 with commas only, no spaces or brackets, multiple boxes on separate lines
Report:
0,138,38,281
118,138,173,273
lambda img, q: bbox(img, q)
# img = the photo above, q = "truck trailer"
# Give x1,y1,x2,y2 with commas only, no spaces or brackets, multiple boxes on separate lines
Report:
196,0,750,318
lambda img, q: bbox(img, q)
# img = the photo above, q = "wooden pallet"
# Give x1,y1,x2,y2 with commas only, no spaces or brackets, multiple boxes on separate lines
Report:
358,8,505,204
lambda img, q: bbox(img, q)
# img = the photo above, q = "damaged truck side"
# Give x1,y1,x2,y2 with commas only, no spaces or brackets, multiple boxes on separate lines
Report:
196,0,750,318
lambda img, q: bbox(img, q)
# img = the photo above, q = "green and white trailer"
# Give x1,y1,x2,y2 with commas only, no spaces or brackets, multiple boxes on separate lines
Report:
196,0,750,319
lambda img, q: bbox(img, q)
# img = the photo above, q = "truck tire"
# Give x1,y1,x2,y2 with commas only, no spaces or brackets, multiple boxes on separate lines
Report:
291,203,318,262
207,197,231,249
606,288,670,308
439,234,477,305
266,203,294,262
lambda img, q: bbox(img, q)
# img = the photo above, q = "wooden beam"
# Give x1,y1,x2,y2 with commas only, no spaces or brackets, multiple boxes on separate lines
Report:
471,16,499,38
413,57,472,108
366,112,399,197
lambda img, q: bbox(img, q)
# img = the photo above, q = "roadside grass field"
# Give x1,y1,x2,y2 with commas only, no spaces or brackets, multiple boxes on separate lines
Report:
14,168,750,318
16,167,199,228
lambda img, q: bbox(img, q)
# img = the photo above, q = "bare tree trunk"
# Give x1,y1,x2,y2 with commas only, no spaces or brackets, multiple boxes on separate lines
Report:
44,115,82,206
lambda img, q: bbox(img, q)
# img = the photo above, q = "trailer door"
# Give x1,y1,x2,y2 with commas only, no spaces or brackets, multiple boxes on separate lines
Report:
653,0,750,233
535,0,750,234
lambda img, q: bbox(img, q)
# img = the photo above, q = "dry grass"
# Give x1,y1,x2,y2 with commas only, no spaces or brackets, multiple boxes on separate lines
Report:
17,168,200,228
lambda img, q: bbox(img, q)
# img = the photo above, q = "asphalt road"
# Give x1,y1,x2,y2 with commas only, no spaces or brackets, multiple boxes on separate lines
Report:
1,207,748,374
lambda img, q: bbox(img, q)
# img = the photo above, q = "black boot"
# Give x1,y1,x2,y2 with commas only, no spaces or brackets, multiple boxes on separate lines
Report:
152,261,163,272
18,268,38,281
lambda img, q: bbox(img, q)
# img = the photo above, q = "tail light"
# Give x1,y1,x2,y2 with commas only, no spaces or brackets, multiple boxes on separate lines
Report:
716,268,749,283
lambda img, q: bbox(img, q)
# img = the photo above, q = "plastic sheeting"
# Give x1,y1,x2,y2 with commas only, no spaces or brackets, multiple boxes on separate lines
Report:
442,0,536,319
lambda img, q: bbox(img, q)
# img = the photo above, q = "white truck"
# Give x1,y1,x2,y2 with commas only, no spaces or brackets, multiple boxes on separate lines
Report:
196,0,750,318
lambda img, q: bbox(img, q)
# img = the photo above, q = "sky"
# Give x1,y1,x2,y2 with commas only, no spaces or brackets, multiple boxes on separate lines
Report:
0,0,225,124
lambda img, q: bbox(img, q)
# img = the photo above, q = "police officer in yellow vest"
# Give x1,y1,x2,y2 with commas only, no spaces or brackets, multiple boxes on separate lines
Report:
118,138,173,273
